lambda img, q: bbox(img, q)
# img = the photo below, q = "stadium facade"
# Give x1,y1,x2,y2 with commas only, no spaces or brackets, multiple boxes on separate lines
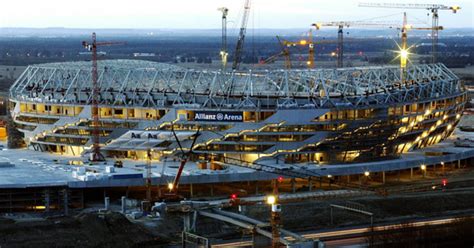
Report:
9,60,466,165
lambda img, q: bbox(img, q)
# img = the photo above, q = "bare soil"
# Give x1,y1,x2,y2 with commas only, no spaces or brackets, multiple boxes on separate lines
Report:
0,212,169,248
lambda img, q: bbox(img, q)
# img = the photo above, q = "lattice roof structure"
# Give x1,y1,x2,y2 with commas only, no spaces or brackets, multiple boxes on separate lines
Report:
10,59,462,109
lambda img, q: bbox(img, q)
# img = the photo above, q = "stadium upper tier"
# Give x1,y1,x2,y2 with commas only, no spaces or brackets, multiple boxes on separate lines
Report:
10,60,461,109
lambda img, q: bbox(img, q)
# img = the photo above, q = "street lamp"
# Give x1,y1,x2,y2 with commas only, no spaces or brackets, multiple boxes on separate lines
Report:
421,164,427,178
364,171,370,177
167,182,174,191
266,195,277,205
267,194,281,248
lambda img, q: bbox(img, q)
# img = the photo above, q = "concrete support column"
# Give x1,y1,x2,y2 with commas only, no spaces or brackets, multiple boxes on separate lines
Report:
347,175,350,183
291,178,296,193
121,196,126,213
190,184,194,198
410,168,413,180
79,190,84,209
255,183,259,195
63,189,69,216
183,213,191,232
382,171,386,184
458,160,461,169
104,197,110,211
210,185,214,197
308,178,312,192
44,189,50,212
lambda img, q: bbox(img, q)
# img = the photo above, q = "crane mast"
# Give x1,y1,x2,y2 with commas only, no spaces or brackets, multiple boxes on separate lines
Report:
359,2,460,63
218,7,229,70
82,33,124,162
232,0,251,71
313,21,398,68
308,29,315,69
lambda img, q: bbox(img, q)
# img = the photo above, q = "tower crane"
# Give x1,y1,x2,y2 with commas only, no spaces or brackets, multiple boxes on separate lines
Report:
217,7,229,70
277,29,316,69
232,0,251,71
398,12,443,80
263,36,340,69
276,36,292,69
359,2,460,63
82,33,124,162
312,21,399,68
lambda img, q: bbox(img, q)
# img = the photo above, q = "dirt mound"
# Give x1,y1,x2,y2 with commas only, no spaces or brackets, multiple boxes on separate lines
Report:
0,212,168,248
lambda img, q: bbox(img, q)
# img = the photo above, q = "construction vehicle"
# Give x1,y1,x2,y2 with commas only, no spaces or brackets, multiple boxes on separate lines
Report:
168,127,200,195
82,33,124,162
232,0,251,70
359,2,460,63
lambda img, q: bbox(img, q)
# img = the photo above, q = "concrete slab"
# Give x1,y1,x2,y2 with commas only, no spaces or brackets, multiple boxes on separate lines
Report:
0,128,473,189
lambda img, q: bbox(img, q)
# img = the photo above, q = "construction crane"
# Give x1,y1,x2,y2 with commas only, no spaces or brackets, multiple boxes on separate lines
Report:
82,33,124,162
218,7,229,70
277,29,315,69
263,36,339,69
269,178,282,248
359,2,460,63
167,127,200,195
146,149,153,201
312,21,399,68
232,0,251,71
276,36,292,69
399,12,443,80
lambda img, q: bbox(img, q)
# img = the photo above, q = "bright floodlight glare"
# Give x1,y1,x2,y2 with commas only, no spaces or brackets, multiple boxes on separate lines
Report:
168,183,174,190
267,195,276,205
399,49,409,68
364,171,370,177
421,165,427,170
400,49,408,59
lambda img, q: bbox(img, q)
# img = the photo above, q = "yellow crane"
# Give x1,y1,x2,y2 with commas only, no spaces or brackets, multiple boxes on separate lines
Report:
277,29,316,69
399,12,443,80
263,34,342,70
359,2,460,63
312,21,399,68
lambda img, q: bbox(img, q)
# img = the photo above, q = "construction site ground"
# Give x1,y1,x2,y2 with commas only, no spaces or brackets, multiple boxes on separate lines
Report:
190,166,474,240
0,211,170,248
2,165,474,247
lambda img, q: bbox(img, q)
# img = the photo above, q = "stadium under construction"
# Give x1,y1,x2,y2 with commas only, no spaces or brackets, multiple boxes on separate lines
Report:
1,58,473,212
9,60,467,162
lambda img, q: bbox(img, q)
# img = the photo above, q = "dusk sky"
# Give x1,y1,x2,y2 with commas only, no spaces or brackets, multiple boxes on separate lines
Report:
0,0,472,29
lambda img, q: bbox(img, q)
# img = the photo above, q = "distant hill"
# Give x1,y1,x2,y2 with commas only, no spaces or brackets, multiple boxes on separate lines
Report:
1,27,473,38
